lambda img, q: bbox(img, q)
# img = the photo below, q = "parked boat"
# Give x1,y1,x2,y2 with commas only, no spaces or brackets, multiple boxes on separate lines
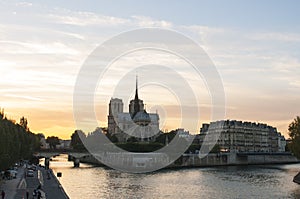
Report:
293,172,300,184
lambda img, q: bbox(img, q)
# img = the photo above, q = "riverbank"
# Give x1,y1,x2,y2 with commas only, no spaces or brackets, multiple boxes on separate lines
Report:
39,168,69,199
77,152,299,170
170,152,300,168
47,155,300,199
0,164,69,199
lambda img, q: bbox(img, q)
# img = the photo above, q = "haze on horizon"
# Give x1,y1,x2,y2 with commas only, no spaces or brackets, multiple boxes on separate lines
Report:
0,0,300,139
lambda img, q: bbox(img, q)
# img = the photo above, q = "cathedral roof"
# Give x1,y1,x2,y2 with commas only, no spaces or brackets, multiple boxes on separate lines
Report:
133,110,151,123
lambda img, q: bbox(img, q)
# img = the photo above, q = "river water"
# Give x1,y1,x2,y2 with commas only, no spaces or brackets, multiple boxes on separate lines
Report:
48,154,300,199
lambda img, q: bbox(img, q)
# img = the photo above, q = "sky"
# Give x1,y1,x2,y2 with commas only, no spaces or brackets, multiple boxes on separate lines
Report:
0,0,300,139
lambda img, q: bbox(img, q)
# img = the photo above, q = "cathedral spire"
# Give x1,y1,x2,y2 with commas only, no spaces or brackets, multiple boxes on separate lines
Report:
135,74,139,100
132,74,141,118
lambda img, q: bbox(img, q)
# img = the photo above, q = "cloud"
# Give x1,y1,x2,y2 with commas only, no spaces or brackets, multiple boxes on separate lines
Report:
247,32,300,42
131,15,173,28
0,40,80,55
44,8,173,29
15,1,33,7
47,9,130,27
0,1,299,137
4,94,43,101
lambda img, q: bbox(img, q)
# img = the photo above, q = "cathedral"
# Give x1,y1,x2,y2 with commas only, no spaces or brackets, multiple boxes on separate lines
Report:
107,77,160,142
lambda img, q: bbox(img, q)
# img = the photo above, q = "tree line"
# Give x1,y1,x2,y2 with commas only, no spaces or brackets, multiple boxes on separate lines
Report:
0,109,40,170
70,116,300,157
70,128,207,153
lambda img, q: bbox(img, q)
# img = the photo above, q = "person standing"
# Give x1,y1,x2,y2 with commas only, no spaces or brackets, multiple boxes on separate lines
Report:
1,190,5,199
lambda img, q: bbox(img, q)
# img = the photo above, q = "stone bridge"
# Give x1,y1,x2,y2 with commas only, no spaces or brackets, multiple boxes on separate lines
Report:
34,151,91,168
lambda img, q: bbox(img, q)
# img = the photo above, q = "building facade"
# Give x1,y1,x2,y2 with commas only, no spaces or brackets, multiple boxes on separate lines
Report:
107,77,160,142
198,120,286,153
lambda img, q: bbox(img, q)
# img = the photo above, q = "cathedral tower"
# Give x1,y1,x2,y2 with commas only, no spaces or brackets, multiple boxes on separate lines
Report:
129,75,144,117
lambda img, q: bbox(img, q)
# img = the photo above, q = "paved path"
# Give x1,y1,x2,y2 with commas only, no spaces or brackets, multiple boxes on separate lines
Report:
39,169,69,199
15,167,40,199
0,166,25,199
1,165,69,199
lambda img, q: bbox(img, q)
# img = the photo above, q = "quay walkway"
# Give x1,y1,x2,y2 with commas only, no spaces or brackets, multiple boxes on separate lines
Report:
0,164,69,199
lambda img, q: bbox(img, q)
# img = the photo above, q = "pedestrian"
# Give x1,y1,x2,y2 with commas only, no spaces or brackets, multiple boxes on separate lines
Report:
47,170,51,180
1,190,5,199
37,191,41,199
26,190,29,199
33,189,37,197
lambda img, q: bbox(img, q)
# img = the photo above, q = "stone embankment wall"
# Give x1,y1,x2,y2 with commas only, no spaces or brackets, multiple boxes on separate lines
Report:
75,152,299,169
170,153,299,168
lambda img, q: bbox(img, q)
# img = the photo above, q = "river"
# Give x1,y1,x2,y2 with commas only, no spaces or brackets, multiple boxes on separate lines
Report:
47,154,300,199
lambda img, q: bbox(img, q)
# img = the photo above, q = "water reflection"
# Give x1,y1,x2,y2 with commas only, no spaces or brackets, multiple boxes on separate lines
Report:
211,166,281,186
47,155,300,199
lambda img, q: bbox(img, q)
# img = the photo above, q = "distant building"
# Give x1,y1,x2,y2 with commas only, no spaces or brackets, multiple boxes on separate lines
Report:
278,135,286,152
197,120,286,153
107,77,160,142
176,128,192,139
38,133,71,150
56,140,71,149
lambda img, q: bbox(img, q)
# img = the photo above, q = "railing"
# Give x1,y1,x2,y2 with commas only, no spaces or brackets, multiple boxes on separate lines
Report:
36,148,75,153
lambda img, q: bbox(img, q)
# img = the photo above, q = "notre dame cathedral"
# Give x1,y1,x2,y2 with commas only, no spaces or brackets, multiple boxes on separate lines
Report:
107,77,160,142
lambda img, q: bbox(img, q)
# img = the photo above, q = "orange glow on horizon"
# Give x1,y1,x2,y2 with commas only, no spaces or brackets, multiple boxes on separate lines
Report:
3,105,292,140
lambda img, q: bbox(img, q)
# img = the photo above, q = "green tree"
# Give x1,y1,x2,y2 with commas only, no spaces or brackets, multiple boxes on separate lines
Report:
70,130,86,151
46,136,60,149
288,116,300,158
155,131,176,144
211,144,221,153
0,110,40,171
127,136,138,143
106,133,118,143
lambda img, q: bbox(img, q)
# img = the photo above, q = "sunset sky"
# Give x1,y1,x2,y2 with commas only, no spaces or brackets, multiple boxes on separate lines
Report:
1,0,300,139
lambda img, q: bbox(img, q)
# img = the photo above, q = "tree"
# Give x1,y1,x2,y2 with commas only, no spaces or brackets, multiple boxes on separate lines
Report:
19,116,28,131
46,136,60,149
0,108,4,120
211,144,221,153
70,130,86,151
106,133,118,143
127,136,138,143
288,116,300,158
0,110,40,171
155,131,176,144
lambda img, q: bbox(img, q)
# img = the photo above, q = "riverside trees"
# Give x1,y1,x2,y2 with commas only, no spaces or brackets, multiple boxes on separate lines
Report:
70,130,86,151
0,109,40,170
46,136,60,149
288,116,300,158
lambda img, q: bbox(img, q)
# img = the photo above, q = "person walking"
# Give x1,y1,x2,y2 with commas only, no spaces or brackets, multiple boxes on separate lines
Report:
26,190,29,199
37,191,41,199
1,190,5,199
